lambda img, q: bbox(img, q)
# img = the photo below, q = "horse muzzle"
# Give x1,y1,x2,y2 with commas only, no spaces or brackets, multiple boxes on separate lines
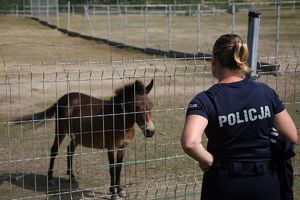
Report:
145,129,155,137
139,122,155,138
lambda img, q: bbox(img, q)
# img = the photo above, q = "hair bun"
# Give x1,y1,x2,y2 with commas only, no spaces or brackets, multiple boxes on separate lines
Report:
213,34,251,74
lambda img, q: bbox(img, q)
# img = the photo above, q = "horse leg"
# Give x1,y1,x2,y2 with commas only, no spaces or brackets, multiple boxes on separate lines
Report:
116,149,126,197
48,121,65,185
108,149,126,199
67,139,78,182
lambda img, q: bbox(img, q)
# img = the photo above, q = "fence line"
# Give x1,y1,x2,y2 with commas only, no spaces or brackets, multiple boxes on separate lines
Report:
0,56,299,199
0,1,299,199
2,2,300,59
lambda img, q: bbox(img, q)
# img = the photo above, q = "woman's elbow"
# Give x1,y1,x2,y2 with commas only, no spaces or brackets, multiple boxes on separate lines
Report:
284,128,298,144
181,143,190,153
181,139,196,153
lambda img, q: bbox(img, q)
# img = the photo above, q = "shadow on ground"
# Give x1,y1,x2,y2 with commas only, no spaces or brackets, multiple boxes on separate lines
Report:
0,172,108,199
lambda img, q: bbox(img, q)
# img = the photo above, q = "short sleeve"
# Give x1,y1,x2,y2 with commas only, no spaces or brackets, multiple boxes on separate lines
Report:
186,93,210,119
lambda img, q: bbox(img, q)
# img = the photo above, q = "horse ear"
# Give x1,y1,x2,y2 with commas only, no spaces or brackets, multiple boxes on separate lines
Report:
146,79,154,94
134,80,143,93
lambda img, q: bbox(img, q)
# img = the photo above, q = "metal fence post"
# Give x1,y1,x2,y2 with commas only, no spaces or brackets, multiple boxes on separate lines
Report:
231,4,236,34
84,5,95,36
196,4,201,53
168,5,172,51
144,5,148,48
247,11,261,79
16,5,18,17
56,0,59,27
275,3,280,65
46,0,49,23
107,5,111,41
67,1,70,31
38,0,40,18
293,1,295,9
23,2,25,16
30,0,33,17
124,7,128,46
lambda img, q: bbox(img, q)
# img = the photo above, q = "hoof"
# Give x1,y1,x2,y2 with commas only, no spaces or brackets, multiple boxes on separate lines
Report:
110,194,120,200
118,188,127,198
85,191,95,198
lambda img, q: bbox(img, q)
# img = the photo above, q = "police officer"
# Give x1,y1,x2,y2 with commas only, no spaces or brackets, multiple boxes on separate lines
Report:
181,34,297,200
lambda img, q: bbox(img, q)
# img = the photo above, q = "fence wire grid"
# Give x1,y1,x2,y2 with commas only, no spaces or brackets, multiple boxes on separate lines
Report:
7,1,299,57
0,56,299,199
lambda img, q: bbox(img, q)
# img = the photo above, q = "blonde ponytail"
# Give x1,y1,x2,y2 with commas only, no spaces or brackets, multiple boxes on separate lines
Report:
233,40,251,74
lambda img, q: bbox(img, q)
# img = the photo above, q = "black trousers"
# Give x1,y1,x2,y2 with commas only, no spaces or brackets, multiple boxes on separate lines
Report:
276,159,294,200
201,162,280,200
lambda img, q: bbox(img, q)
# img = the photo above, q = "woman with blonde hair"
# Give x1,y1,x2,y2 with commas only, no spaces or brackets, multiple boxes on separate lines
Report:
181,34,297,199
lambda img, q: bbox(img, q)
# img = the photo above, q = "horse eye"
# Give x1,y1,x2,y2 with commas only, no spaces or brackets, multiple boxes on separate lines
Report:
136,105,142,111
136,105,147,113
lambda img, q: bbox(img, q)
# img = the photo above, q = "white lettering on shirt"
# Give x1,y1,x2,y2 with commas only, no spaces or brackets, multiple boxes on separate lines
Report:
218,106,271,127
188,103,198,108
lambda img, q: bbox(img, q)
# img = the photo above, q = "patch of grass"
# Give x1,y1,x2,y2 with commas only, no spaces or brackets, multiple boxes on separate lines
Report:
54,9,300,55
126,47,142,53
82,178,105,188
1,10,300,199
0,16,152,65
0,183,11,199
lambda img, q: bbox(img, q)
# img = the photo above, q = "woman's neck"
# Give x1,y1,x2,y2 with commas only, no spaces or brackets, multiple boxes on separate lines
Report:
218,69,243,83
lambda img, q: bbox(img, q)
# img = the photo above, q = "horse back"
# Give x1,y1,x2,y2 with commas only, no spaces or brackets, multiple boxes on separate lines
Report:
57,92,133,149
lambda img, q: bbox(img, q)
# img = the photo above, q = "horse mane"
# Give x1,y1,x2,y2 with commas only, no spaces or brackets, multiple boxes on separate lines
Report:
114,80,146,102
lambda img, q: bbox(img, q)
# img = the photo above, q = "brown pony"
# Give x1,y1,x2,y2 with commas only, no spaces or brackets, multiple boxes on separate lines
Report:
15,79,155,199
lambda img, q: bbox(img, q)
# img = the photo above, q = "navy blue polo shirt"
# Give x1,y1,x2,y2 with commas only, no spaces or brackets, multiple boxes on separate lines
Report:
186,78,285,161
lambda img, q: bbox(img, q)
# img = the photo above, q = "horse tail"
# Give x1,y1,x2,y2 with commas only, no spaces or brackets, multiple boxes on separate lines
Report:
14,104,57,127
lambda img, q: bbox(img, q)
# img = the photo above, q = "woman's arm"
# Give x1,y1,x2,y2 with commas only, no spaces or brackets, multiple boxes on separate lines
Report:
181,115,214,171
273,109,298,144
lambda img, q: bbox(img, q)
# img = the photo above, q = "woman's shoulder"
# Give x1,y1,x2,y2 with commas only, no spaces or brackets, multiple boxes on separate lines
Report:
205,83,224,97
247,79,274,91
191,91,209,101
192,85,221,100
246,79,280,102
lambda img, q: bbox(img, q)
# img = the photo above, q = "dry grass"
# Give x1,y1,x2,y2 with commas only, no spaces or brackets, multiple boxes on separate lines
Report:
0,13,299,200
51,9,300,56
0,17,206,198
0,16,153,66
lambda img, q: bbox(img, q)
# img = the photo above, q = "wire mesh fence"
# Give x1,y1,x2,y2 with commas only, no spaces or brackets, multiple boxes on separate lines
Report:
0,56,299,199
6,2,299,57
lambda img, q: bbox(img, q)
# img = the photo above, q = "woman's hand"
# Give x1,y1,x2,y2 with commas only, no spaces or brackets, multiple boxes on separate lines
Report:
199,162,211,172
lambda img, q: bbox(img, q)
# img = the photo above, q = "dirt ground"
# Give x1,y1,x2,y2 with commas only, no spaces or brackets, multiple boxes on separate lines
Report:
0,16,153,66
0,16,205,200
0,16,299,200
